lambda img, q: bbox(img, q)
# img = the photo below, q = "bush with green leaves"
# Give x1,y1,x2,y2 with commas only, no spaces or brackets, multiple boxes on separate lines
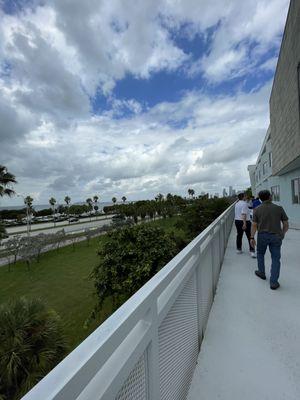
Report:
0,297,67,400
91,224,177,312
177,197,230,240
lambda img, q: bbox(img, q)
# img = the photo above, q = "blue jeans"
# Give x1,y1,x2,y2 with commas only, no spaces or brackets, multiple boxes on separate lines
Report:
257,232,282,284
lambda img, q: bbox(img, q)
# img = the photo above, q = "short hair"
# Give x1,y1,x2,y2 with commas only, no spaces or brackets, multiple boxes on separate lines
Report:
238,193,245,200
258,190,271,202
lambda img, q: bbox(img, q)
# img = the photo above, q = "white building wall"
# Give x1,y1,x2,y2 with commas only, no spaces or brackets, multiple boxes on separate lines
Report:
252,167,300,229
249,128,300,228
266,170,300,229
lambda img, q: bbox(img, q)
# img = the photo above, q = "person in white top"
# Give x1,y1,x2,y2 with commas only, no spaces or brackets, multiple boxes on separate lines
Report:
234,193,256,257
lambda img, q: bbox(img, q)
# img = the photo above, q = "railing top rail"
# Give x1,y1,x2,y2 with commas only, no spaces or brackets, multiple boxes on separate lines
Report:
22,202,235,400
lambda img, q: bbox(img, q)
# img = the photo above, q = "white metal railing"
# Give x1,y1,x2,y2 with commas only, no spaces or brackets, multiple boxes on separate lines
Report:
22,203,235,400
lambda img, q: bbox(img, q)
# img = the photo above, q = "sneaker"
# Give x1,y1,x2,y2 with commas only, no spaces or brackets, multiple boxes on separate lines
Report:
250,252,257,258
236,250,243,254
270,282,280,290
255,270,266,280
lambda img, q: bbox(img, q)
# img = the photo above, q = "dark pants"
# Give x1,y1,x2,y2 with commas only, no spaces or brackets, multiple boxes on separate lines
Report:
235,220,255,252
257,232,282,284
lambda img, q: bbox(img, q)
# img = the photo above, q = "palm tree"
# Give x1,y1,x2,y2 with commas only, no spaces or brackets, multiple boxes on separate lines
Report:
93,195,99,219
166,193,173,203
0,297,67,400
121,196,127,203
112,197,117,204
24,196,33,207
86,198,93,221
24,196,34,233
0,165,17,198
49,197,57,227
64,196,71,223
64,195,71,206
188,188,195,198
155,193,164,202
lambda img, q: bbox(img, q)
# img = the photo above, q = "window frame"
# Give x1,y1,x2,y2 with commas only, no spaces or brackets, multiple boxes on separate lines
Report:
291,177,300,204
263,161,268,175
271,185,280,202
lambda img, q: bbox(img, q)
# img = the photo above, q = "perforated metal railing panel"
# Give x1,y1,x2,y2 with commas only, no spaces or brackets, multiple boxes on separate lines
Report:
158,275,198,400
199,246,214,335
115,352,148,400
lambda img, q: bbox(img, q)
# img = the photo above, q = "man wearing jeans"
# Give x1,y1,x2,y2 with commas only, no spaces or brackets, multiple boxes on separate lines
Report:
250,190,289,290
234,193,256,257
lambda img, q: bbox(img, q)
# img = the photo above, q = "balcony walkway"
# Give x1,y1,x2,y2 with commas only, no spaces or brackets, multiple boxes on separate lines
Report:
188,227,300,400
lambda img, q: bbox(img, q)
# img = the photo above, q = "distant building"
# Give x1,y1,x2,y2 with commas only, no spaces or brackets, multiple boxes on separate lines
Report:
222,188,228,197
229,186,233,196
248,0,300,228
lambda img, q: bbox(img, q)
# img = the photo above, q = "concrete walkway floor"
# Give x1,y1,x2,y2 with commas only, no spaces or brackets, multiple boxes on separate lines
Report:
188,227,300,400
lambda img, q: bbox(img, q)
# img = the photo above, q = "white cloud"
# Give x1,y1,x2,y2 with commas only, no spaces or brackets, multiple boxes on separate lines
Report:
259,57,278,72
196,0,289,82
1,80,271,204
1,0,288,100
200,46,248,83
0,0,289,205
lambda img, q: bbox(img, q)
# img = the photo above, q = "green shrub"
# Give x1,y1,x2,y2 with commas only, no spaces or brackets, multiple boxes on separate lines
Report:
177,197,230,240
0,297,67,400
91,224,177,312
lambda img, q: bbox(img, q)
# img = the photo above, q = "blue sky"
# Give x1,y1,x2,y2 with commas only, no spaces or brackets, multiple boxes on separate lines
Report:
0,0,290,205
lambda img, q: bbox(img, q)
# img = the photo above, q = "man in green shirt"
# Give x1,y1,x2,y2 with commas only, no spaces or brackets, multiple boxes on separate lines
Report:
250,190,289,290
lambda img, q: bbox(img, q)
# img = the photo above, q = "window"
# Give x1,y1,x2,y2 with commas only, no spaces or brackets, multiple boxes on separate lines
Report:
271,185,280,202
269,152,272,167
291,178,300,204
263,161,268,175
258,170,261,181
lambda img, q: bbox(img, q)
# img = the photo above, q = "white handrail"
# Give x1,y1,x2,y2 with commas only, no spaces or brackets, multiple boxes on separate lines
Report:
22,202,235,400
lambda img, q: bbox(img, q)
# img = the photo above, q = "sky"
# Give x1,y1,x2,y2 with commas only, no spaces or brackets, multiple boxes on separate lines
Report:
0,0,290,206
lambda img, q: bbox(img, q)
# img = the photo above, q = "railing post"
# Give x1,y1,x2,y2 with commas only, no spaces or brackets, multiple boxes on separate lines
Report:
195,249,203,347
147,304,161,400
218,222,222,269
223,220,226,251
210,232,216,294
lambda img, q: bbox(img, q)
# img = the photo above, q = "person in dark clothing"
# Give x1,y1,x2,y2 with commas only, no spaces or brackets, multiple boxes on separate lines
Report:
252,197,261,209
250,190,289,290
234,193,255,257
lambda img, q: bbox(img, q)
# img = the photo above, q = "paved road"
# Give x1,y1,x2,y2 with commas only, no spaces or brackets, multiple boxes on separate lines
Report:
6,215,113,237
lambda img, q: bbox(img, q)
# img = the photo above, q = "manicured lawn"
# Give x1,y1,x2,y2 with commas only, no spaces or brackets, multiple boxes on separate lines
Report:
0,216,183,352
0,236,107,351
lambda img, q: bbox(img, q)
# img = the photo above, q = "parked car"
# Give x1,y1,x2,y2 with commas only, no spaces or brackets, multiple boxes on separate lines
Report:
69,217,79,223
112,214,126,222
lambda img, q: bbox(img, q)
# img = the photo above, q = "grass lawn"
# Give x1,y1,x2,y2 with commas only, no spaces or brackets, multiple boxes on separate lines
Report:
0,216,184,353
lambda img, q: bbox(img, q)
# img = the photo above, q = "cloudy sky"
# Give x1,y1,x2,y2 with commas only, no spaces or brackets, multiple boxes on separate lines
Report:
0,0,290,206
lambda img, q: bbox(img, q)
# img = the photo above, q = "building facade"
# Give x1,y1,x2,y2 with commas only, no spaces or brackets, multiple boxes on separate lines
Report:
248,0,300,228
